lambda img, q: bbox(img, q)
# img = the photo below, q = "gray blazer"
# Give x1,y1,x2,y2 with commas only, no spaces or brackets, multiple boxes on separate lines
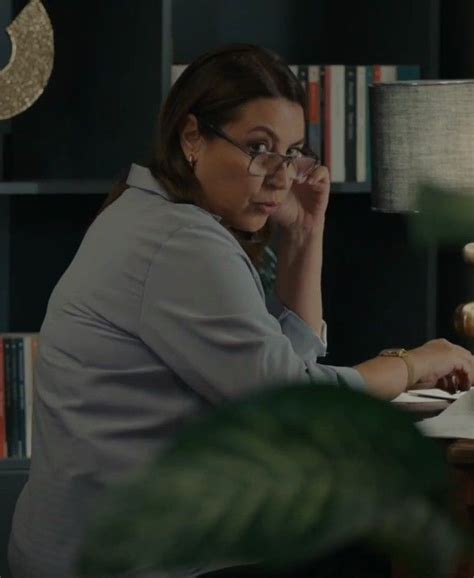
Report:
8,164,366,578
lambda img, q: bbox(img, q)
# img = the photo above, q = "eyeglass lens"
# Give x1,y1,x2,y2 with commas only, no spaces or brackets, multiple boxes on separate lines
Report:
249,154,316,179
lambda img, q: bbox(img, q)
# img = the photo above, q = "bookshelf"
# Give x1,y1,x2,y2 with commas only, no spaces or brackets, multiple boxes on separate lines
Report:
0,180,113,195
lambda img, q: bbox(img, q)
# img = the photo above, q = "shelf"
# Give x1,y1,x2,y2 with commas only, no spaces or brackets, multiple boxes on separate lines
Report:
0,458,30,471
331,182,370,194
0,180,113,195
0,180,370,195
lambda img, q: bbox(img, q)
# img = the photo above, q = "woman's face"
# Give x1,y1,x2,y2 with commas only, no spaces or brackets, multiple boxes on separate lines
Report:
181,97,305,232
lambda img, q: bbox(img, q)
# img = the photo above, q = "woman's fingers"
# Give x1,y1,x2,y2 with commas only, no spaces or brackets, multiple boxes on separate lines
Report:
306,164,329,185
412,338,474,391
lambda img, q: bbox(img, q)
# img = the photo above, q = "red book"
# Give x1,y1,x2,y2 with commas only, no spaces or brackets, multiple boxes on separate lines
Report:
323,65,332,172
373,64,382,83
0,338,7,458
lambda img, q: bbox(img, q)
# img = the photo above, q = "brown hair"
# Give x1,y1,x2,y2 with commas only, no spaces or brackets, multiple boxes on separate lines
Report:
100,44,307,266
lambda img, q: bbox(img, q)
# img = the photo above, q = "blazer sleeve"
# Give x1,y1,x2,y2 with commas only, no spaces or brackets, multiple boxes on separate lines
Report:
139,223,366,404
266,293,328,359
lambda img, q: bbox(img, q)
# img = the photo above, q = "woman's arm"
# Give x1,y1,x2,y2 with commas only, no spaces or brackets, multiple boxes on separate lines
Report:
275,221,325,338
272,165,330,340
354,356,412,400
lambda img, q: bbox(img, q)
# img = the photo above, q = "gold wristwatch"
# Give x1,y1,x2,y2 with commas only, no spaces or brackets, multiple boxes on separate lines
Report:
378,348,415,390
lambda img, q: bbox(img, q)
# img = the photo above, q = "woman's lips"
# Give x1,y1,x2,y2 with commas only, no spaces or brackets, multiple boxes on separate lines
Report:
253,202,280,215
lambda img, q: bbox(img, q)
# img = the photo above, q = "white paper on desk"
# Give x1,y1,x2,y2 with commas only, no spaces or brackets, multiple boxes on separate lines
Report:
392,389,466,403
392,392,434,403
408,388,466,401
417,389,474,439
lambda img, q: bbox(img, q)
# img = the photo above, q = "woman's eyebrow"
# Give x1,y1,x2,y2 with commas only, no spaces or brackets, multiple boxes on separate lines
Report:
247,126,305,147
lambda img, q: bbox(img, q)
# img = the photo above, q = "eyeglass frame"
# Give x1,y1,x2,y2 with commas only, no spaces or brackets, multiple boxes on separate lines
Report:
196,118,320,180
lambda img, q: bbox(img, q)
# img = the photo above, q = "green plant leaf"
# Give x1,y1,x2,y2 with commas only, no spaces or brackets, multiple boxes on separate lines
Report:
78,384,472,578
409,183,474,246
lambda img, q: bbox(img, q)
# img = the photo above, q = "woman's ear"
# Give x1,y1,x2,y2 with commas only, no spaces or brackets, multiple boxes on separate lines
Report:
180,114,204,161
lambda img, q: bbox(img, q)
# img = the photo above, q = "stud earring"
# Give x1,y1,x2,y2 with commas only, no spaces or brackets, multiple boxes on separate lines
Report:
188,155,196,170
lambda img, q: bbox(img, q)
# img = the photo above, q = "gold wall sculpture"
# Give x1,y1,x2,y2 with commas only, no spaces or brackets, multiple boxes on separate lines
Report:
0,0,54,121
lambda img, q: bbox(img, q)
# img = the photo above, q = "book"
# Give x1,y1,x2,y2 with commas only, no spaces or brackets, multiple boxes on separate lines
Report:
307,65,321,157
297,65,309,142
15,337,26,458
4,338,18,457
356,65,367,183
288,65,298,78
397,65,421,81
0,332,39,460
344,66,357,182
171,64,188,85
366,65,374,184
320,65,329,170
24,335,35,458
328,65,345,183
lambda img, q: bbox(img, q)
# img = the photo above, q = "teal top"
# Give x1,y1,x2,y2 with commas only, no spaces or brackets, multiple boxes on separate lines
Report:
9,164,366,578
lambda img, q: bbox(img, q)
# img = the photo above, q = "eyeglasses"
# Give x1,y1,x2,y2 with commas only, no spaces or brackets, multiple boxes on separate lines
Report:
197,119,320,182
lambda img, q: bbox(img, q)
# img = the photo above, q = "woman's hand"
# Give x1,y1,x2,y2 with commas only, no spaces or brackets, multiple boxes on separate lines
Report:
271,165,330,233
355,338,474,400
407,339,474,392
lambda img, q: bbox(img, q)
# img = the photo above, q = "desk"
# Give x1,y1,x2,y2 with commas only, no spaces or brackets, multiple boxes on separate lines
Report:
393,399,474,578
445,439,474,578
447,439,474,512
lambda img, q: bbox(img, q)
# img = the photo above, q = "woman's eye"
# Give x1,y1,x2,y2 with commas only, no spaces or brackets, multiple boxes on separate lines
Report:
288,148,304,158
248,142,270,154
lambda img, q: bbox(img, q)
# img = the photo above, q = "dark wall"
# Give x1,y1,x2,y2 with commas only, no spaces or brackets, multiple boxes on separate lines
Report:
437,0,474,350
7,0,166,180
9,194,104,331
5,0,169,330
173,0,438,75
322,197,434,365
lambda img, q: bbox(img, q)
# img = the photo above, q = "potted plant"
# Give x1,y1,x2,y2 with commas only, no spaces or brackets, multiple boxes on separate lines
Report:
78,383,472,578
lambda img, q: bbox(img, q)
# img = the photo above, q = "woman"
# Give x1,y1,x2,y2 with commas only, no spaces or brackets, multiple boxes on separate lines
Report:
8,44,473,578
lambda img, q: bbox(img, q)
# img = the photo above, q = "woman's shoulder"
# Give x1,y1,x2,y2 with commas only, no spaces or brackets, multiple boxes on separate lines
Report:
111,186,244,254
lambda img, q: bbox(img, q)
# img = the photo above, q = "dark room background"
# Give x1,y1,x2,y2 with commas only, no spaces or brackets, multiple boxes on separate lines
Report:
0,0,473,365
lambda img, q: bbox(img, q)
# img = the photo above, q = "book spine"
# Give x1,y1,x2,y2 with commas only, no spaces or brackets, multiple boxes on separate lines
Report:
0,338,6,459
330,65,346,183
10,338,20,457
288,64,298,78
345,65,357,182
307,65,321,158
4,338,18,457
297,65,309,142
322,65,331,172
24,335,34,458
356,65,367,183
16,337,26,458
171,64,188,85
381,65,397,82
373,64,382,83
397,65,421,80
366,65,374,184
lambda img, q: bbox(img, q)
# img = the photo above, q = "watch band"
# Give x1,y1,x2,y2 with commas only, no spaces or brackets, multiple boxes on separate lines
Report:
378,348,415,390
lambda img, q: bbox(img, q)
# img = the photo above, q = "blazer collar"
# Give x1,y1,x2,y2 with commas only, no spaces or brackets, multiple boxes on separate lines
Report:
126,163,222,222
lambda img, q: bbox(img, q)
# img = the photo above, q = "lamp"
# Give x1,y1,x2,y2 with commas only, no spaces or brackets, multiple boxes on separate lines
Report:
370,79,474,339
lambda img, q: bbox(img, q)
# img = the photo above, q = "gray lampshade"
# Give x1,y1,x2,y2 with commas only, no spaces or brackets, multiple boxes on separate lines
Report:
370,80,474,212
